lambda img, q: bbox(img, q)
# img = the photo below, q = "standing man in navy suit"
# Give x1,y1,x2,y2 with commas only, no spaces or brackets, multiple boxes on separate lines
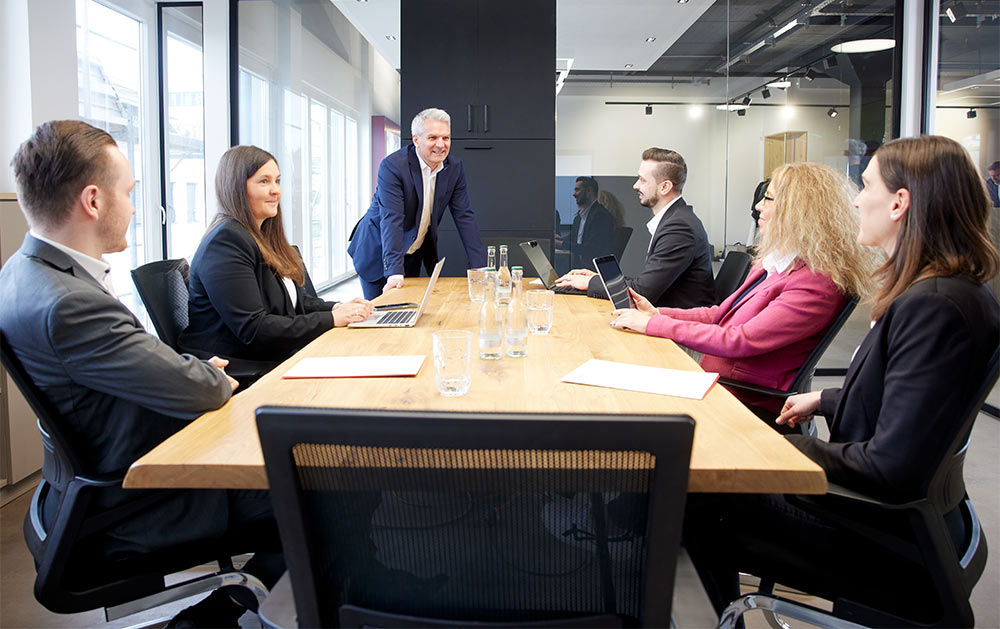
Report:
349,108,486,299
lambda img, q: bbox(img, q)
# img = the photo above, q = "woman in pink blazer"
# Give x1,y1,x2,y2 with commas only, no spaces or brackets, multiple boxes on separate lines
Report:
612,162,879,417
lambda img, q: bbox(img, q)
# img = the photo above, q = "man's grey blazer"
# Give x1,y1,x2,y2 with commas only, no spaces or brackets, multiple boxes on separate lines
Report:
0,234,234,555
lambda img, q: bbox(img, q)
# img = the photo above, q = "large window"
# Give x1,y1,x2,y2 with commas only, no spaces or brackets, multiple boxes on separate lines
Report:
161,5,207,261
236,0,371,292
76,0,147,318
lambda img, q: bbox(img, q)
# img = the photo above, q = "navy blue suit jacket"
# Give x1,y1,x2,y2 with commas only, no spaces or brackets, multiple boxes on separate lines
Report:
349,144,486,281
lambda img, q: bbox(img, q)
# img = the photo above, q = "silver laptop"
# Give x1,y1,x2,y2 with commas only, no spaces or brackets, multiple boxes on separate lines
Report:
348,258,446,328
518,240,587,295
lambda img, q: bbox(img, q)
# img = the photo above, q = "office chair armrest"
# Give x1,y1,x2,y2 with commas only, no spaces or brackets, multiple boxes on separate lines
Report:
717,377,796,398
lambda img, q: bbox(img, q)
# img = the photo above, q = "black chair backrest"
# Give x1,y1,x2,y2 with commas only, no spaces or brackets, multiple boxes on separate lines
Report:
926,346,999,513
291,245,318,299
713,250,753,304
0,332,83,487
613,227,633,260
750,179,769,222
130,259,190,351
258,408,695,628
786,295,858,394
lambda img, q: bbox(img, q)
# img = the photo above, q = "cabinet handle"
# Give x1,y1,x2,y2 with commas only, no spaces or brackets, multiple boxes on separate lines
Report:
483,104,490,133
467,104,473,132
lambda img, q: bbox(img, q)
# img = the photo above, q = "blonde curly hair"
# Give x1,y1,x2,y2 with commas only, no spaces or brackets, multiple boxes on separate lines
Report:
757,162,880,297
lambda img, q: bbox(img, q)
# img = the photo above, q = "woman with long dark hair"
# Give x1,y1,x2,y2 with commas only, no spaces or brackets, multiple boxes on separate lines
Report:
179,146,371,382
685,136,999,620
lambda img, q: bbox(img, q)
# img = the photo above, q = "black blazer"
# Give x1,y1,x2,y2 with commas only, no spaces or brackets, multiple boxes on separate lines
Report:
179,220,337,376
789,276,1000,502
588,198,715,308
569,201,615,270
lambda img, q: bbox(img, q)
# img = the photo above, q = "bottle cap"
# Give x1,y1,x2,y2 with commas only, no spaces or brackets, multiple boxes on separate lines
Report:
485,267,496,272
512,266,523,271
499,244,508,250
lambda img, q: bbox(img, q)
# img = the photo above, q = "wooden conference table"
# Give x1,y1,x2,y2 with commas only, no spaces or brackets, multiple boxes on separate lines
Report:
124,277,826,495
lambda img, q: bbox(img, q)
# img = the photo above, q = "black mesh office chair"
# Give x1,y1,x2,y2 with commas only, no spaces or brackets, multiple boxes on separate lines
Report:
713,250,753,305
613,227,633,260
0,333,267,621
130,258,190,351
257,407,696,628
719,295,858,436
721,347,997,629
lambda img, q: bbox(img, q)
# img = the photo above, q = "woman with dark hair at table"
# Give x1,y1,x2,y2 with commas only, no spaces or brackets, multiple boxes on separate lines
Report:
611,161,879,421
179,145,371,383
684,136,999,619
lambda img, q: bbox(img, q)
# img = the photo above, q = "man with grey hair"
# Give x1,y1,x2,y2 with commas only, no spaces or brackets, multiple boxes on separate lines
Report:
349,107,486,298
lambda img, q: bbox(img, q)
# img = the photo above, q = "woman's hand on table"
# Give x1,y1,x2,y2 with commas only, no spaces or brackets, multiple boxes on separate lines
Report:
776,391,822,428
332,297,374,327
610,308,653,334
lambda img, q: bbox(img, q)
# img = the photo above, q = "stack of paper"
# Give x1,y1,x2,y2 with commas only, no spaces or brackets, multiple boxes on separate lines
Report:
561,359,718,399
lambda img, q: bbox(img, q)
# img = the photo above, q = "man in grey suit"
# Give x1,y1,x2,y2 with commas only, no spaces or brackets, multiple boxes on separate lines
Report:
557,148,715,308
0,120,280,628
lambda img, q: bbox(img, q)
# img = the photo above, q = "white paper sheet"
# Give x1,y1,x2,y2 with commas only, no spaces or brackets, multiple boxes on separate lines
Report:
282,355,426,379
560,359,718,399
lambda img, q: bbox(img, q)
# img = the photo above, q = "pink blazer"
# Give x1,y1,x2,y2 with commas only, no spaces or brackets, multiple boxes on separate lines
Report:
645,262,848,413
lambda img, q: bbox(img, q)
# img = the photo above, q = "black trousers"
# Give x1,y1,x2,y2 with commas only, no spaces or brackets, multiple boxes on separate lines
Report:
683,493,944,622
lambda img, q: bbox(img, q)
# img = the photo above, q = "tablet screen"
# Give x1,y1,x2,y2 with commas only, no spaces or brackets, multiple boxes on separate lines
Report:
593,255,632,310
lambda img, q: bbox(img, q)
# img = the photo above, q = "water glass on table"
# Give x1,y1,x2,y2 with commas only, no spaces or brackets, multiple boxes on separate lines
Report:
526,289,555,334
467,268,486,302
432,330,473,396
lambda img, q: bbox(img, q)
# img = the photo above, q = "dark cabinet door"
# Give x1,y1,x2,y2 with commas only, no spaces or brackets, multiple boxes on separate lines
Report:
401,0,555,140
401,0,478,135
447,139,554,232
476,0,555,139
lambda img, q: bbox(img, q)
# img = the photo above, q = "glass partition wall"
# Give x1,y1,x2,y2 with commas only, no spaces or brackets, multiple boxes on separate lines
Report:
556,0,900,276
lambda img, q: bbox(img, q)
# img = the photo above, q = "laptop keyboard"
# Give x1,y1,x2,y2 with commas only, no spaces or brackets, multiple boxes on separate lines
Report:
553,284,587,295
377,310,416,325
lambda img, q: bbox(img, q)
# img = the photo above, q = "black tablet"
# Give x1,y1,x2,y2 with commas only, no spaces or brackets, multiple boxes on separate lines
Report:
593,254,633,310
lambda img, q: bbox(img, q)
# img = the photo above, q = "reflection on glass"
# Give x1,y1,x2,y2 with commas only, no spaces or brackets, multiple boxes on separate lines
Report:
163,7,206,262
76,0,146,321
556,0,899,269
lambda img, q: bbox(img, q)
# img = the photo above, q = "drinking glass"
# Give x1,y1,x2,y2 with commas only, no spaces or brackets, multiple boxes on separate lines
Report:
526,289,555,334
467,268,486,302
432,330,473,396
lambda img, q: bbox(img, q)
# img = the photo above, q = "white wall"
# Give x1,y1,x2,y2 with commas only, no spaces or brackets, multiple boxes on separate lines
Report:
935,107,1000,176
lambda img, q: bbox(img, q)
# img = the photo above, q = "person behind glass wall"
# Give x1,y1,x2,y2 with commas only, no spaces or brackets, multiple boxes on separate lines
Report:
566,176,614,270
610,162,878,421
986,160,999,208
597,189,626,231
179,146,372,385
1,121,284,628
348,108,487,300
558,149,715,308
683,136,999,619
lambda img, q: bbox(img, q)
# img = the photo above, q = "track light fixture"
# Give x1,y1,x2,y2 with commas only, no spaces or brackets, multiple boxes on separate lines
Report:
804,67,819,81
645,105,653,115
825,55,838,68
761,88,771,99
741,95,752,106
946,2,967,22
827,107,839,118
967,108,977,119
737,108,747,117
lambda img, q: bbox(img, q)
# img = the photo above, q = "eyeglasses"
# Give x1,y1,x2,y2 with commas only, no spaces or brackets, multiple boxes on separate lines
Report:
762,194,775,202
